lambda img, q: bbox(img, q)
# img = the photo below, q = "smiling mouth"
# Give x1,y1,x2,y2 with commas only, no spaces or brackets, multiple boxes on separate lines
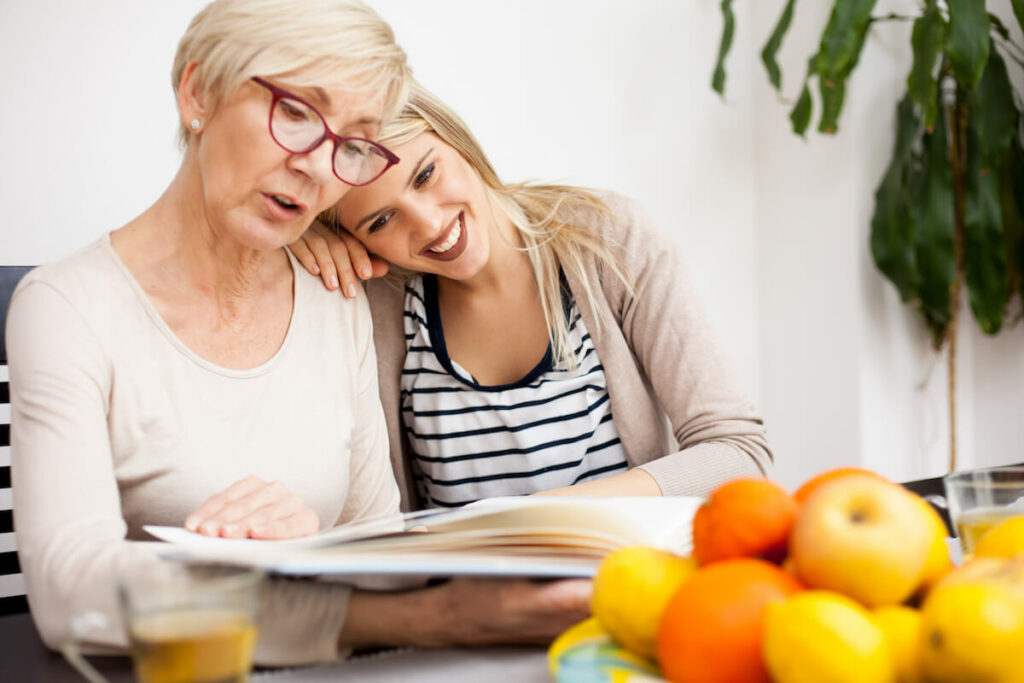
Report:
421,212,468,262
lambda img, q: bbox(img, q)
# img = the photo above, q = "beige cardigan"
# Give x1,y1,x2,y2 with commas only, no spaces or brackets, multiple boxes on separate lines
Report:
367,193,772,510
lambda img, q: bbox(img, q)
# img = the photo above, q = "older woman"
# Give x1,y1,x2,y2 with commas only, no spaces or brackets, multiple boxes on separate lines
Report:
6,0,588,666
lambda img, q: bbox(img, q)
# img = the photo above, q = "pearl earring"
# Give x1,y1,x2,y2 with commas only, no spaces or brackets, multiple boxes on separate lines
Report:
190,119,201,131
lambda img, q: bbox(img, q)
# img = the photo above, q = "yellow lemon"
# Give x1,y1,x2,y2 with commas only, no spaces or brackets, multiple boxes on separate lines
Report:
590,546,695,659
873,605,922,683
974,515,1024,559
763,590,893,683
919,559,1024,683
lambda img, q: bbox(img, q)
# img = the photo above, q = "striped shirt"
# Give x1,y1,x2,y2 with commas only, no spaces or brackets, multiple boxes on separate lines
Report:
401,274,628,508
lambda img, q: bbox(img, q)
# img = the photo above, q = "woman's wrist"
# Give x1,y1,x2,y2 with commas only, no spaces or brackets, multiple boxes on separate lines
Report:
338,585,451,649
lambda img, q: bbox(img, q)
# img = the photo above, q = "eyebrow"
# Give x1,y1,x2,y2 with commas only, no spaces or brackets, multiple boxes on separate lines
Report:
353,148,434,232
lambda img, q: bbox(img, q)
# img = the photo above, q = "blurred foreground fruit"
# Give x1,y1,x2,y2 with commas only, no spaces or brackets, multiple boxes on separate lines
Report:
657,558,801,683
547,617,660,682
919,556,1024,683
873,605,923,683
763,591,892,683
789,474,935,606
793,467,886,505
913,497,953,593
973,515,1024,559
591,547,695,659
691,478,797,565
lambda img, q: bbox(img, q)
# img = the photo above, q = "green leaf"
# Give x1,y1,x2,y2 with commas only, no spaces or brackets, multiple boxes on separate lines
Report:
791,82,813,136
818,77,846,134
761,0,797,91
871,95,922,303
1003,141,1024,306
711,0,736,96
947,0,991,90
790,54,818,137
1012,0,1024,36
911,100,956,343
963,122,1008,334
816,0,878,78
988,12,1011,41
970,49,1017,164
907,3,945,130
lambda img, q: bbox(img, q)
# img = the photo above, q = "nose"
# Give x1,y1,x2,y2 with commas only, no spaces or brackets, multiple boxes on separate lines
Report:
287,138,339,188
403,196,443,241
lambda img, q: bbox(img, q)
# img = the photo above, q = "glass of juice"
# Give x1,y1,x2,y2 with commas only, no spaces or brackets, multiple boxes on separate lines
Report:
119,562,264,683
944,466,1024,558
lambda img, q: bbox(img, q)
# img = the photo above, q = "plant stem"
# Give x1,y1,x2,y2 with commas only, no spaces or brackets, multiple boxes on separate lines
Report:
945,88,968,473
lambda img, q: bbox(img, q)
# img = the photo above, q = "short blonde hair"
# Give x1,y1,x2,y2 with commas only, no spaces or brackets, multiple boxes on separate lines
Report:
328,83,633,369
172,0,409,143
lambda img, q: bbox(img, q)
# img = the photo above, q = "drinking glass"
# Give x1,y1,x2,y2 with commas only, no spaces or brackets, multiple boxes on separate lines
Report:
119,562,264,683
943,466,1024,557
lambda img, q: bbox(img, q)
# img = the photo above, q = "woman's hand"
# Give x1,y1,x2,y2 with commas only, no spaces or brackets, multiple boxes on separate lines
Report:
288,221,389,298
340,577,593,648
184,476,319,540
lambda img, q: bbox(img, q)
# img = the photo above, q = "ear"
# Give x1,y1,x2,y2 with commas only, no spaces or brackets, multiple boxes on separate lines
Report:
177,60,207,133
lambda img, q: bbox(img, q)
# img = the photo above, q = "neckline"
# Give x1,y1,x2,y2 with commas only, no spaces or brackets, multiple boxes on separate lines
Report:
420,273,553,392
103,233,300,378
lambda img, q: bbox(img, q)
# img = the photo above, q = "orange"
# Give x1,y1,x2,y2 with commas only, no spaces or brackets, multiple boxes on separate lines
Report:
657,558,803,683
794,467,888,505
692,478,798,565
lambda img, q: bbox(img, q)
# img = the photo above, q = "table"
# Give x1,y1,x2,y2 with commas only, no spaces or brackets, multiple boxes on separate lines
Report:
0,612,549,682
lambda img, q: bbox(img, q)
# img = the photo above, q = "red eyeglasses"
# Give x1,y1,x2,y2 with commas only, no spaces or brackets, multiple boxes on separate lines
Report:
251,77,399,187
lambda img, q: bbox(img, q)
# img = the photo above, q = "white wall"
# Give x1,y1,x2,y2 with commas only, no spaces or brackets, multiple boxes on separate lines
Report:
3,1,1020,487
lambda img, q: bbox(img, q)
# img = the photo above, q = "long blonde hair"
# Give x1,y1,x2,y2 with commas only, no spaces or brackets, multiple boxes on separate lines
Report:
328,83,633,368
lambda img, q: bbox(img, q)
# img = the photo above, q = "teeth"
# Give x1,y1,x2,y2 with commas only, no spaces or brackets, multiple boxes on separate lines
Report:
429,216,462,254
273,195,297,208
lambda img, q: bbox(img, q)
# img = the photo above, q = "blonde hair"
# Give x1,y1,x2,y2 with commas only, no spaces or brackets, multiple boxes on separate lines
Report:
328,83,633,369
172,0,409,144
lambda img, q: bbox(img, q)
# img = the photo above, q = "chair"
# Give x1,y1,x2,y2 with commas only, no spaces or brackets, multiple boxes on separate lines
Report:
1,266,34,615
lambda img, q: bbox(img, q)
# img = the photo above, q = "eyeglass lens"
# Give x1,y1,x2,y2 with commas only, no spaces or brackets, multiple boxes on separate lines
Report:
270,97,390,186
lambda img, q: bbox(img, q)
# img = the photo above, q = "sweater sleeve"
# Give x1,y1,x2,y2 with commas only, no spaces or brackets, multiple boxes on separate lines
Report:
601,195,773,496
333,287,401,526
6,277,369,666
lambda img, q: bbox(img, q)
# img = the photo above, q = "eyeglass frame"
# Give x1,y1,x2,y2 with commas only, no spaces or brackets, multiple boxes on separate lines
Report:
250,77,400,187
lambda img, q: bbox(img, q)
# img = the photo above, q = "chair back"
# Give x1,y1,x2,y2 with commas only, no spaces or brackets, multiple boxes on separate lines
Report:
1,265,34,615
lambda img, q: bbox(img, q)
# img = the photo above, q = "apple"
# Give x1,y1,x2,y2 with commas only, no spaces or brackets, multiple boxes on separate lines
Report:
789,474,936,607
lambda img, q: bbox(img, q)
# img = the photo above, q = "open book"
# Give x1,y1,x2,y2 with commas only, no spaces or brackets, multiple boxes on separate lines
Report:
144,496,701,582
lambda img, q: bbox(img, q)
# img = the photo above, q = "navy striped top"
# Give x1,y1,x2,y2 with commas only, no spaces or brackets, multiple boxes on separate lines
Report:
400,274,628,508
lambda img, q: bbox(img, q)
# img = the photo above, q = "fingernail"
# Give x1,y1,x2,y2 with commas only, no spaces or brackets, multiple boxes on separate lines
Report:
345,284,357,298
360,267,372,278
199,523,217,536
250,526,264,538
311,263,320,274
223,524,238,536
329,275,339,289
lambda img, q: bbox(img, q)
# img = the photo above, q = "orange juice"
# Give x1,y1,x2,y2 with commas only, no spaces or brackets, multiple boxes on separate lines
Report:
129,609,257,683
955,506,1022,557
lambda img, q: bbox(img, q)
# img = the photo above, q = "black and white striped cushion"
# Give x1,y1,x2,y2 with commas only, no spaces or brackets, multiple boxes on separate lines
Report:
1,266,33,615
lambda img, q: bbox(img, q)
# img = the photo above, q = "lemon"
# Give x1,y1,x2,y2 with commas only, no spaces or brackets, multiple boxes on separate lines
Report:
974,516,1024,559
590,546,695,659
873,605,922,683
919,568,1024,683
763,590,893,683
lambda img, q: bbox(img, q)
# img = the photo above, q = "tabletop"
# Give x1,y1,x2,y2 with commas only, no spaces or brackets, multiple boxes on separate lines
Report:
0,612,550,683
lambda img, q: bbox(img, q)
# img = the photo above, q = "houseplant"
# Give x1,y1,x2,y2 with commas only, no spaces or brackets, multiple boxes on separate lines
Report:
713,0,1024,470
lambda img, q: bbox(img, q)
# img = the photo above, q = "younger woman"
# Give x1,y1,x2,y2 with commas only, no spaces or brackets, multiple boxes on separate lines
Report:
292,84,772,511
